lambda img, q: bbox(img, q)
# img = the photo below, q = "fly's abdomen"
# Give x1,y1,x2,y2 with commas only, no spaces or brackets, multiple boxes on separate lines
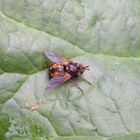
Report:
50,64,65,78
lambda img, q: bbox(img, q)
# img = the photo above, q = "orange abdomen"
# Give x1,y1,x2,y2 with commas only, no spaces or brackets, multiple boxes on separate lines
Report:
50,63,65,78
51,71,64,77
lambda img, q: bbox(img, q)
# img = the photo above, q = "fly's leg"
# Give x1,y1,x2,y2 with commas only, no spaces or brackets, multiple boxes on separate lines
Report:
70,82,84,94
75,86,84,94
80,76,93,86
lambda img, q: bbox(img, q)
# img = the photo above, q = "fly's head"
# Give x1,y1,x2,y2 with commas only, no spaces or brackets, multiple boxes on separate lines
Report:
77,64,89,75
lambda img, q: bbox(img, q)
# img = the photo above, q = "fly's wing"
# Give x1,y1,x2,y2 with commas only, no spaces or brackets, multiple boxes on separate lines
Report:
44,49,67,63
47,73,71,89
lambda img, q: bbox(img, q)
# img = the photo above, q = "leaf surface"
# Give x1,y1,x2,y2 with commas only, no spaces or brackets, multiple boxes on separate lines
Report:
0,0,140,140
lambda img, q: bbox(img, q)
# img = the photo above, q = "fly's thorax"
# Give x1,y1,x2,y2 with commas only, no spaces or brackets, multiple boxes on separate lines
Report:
64,62,78,76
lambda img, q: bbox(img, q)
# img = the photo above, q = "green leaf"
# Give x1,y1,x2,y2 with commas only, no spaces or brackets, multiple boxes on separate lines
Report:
0,0,140,140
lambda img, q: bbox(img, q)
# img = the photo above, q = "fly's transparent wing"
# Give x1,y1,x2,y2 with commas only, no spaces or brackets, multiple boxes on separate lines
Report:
44,49,67,63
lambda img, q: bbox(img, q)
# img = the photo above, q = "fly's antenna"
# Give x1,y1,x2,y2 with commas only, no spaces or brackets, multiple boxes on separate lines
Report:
86,66,89,70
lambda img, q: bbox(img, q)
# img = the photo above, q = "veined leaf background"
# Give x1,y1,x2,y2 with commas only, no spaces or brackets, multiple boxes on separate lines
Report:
0,0,140,140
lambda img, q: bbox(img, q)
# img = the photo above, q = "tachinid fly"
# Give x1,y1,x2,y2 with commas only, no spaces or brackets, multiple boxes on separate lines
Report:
44,50,92,93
